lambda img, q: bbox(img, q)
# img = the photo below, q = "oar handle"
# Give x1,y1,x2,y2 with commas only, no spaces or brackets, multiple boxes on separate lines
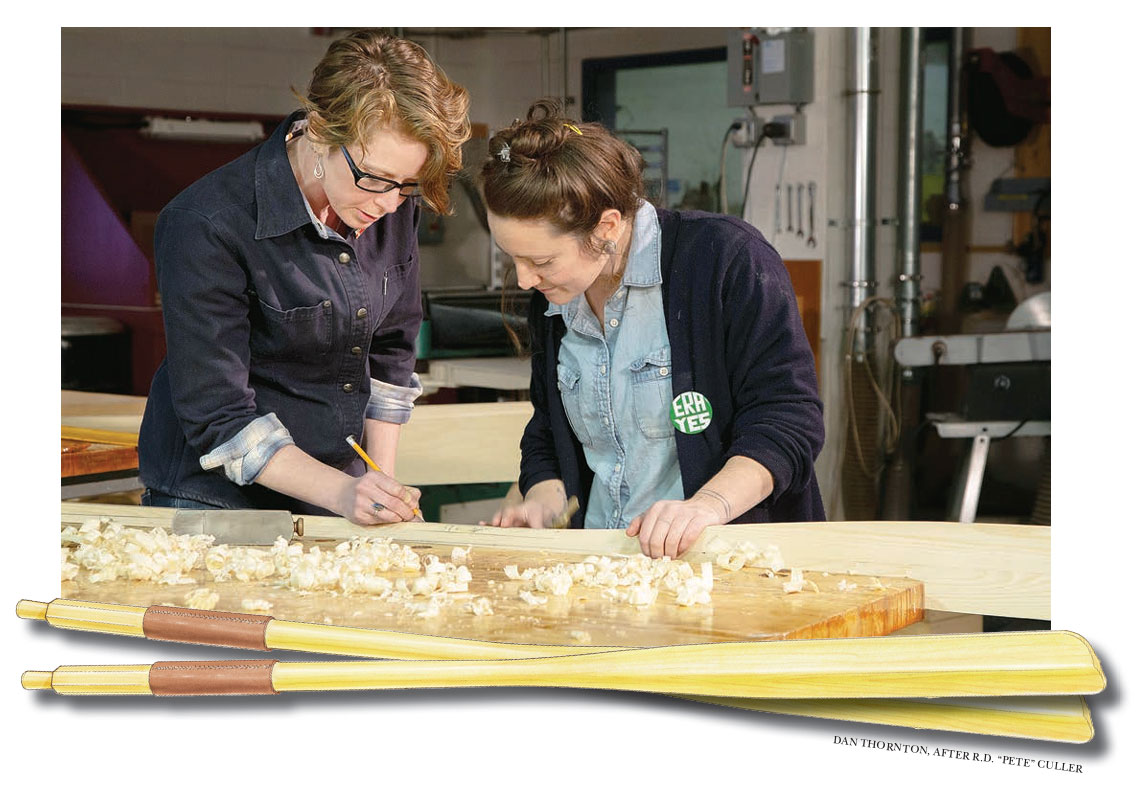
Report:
25,661,280,696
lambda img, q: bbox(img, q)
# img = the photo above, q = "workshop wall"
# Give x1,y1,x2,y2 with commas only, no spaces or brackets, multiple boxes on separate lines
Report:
61,28,328,114
60,27,1047,518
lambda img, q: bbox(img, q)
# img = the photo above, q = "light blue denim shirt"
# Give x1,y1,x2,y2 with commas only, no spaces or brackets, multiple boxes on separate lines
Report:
547,201,683,528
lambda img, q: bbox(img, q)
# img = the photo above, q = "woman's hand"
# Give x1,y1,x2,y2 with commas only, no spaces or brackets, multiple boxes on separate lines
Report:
483,479,567,529
489,499,559,529
626,493,727,559
338,470,422,526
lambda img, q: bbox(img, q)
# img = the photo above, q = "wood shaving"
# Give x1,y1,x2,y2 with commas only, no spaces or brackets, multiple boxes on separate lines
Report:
569,630,592,644
709,540,786,573
451,546,472,565
518,590,547,606
184,588,219,610
463,597,494,616
240,599,273,613
63,519,213,585
782,568,818,594
836,579,858,592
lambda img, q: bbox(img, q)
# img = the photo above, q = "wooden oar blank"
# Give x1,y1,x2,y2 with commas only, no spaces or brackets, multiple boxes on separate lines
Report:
20,629,1104,699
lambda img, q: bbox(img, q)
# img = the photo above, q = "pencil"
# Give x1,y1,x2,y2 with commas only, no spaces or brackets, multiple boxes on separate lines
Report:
345,435,422,518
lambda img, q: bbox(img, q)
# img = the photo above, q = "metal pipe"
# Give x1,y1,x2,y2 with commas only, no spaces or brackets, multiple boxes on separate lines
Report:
847,27,879,356
945,28,968,210
896,28,924,338
937,27,972,334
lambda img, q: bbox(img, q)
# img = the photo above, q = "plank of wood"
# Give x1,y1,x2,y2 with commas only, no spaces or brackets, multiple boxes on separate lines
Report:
62,427,139,446
61,504,1047,620
394,401,529,485
61,390,147,420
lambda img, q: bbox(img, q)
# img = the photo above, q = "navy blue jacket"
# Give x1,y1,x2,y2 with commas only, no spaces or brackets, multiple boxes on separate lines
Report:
520,208,825,527
138,112,422,511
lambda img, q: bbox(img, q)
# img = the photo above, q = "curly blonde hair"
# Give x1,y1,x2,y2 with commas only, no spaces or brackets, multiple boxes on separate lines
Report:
298,30,471,214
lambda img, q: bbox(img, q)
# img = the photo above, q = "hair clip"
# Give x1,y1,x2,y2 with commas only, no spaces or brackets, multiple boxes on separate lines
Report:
497,143,511,163
563,123,583,136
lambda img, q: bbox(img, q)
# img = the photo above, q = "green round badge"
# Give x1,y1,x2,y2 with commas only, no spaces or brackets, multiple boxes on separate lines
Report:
670,391,713,434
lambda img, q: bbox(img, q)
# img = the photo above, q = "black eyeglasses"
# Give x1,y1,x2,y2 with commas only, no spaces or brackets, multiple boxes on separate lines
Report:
339,146,421,197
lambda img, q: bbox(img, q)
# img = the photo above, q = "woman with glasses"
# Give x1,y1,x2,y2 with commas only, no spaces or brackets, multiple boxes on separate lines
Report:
482,100,824,558
138,30,470,523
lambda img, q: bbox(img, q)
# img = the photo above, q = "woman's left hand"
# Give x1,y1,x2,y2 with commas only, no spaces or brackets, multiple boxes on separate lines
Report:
626,494,727,559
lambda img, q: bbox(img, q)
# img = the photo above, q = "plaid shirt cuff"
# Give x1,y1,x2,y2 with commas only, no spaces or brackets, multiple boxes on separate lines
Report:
198,412,295,486
365,373,423,424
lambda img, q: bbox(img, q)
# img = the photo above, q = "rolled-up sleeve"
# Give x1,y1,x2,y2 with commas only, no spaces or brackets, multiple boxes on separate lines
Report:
198,413,294,485
721,239,824,501
155,206,290,485
365,374,423,423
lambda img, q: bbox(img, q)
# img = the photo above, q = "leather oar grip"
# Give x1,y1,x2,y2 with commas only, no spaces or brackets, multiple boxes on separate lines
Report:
143,606,272,650
149,660,278,695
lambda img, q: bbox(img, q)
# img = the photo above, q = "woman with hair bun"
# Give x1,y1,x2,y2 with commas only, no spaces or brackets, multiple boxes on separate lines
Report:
138,30,470,524
482,100,824,558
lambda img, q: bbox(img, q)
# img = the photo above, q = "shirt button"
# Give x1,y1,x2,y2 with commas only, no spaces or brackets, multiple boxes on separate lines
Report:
351,346,363,356
600,364,607,375
608,318,619,328
342,383,354,393
356,307,368,319
322,300,332,309
659,367,669,376
614,463,622,472
338,252,351,264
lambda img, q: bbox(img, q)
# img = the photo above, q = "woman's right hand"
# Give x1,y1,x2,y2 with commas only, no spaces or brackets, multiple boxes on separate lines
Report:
489,499,559,529
338,470,422,526
484,479,568,528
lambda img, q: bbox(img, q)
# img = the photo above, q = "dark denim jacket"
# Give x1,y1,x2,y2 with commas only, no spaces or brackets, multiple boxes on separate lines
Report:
138,111,422,512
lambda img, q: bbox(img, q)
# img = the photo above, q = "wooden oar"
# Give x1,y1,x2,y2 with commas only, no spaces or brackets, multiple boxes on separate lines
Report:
17,599,620,659
19,641,1103,701
17,599,1099,741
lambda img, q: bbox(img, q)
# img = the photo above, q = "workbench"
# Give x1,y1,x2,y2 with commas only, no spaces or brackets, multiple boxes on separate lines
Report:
60,505,1051,647
61,390,147,498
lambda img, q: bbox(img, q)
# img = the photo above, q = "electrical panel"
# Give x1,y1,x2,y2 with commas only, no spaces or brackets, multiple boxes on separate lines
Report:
727,29,814,107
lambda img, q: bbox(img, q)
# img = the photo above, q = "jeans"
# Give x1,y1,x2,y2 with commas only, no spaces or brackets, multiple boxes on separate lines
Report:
141,489,222,510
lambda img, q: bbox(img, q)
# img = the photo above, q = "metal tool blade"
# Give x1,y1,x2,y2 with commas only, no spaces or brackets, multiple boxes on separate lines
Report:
170,510,301,545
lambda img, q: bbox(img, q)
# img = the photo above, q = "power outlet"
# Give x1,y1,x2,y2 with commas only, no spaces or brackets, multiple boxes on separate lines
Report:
731,116,763,148
770,112,806,146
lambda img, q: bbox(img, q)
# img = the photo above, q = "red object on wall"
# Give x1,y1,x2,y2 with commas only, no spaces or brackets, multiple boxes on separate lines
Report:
61,105,283,396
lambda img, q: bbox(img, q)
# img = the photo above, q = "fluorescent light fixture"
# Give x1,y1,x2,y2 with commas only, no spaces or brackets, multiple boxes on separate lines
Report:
142,116,265,142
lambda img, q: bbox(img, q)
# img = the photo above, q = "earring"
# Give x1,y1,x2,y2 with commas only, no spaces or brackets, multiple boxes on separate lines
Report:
602,240,617,255
313,158,324,179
